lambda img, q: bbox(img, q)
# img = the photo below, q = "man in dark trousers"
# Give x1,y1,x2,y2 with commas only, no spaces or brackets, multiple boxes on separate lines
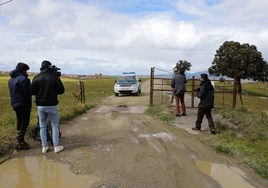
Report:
32,60,65,154
171,66,187,116
192,74,216,134
8,62,31,150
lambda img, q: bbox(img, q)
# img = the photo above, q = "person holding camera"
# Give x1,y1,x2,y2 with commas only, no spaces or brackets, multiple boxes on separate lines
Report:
170,66,187,116
8,62,31,150
192,74,216,134
31,60,65,153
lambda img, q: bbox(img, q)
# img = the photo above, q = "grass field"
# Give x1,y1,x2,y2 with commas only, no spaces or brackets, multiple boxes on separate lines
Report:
0,74,115,155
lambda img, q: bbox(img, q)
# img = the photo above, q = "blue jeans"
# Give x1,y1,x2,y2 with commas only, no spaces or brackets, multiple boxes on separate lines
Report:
38,106,60,147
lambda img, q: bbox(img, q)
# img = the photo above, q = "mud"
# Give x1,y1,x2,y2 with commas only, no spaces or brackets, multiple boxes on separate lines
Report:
1,80,268,188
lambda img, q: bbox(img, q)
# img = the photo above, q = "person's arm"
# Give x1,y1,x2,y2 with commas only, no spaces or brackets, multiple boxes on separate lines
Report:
197,85,206,99
171,76,175,88
56,77,65,95
31,78,37,95
21,78,31,96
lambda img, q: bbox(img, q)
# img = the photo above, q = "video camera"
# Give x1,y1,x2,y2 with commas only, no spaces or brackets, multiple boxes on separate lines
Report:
175,63,185,76
51,65,61,77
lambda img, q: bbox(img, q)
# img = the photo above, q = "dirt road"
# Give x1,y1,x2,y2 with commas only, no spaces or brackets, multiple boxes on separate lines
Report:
15,80,268,187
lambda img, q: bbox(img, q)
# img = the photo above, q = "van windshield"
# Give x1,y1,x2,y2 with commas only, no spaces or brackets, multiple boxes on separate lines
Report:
117,76,136,83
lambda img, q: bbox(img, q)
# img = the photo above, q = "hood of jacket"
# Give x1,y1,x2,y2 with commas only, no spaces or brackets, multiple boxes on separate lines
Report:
9,69,28,78
200,79,214,91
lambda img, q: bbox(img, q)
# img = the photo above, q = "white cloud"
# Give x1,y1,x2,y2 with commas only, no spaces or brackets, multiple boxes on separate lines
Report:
0,0,268,75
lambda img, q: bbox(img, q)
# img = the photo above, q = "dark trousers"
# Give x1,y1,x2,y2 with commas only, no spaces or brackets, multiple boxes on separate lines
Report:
15,106,31,142
195,107,215,130
175,93,186,115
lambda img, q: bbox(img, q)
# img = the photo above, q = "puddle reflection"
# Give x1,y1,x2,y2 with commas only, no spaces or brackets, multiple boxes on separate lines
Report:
196,160,255,188
0,156,98,188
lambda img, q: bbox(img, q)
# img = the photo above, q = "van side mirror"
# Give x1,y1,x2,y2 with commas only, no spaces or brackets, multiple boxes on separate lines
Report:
114,80,117,83
138,79,141,82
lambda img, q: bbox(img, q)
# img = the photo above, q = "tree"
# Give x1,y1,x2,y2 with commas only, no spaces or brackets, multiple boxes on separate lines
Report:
175,60,192,72
209,41,268,107
219,77,226,83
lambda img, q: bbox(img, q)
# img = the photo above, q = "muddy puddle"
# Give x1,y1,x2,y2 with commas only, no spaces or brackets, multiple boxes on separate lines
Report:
0,156,98,188
196,160,256,188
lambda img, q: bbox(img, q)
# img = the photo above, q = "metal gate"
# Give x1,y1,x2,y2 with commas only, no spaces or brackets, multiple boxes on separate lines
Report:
149,67,236,108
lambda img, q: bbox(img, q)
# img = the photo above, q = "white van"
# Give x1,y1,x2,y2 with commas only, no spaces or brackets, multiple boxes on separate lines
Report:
114,72,142,96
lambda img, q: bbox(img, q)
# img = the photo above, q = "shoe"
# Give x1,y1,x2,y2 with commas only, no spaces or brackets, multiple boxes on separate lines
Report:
16,141,30,150
175,114,181,117
210,129,216,135
192,127,201,131
181,113,187,116
54,145,64,153
42,146,49,153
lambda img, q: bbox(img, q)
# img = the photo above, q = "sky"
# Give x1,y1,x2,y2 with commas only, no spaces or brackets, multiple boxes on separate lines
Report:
0,0,268,75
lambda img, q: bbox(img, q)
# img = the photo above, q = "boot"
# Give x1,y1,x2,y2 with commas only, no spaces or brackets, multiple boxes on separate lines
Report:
16,141,30,150
210,128,216,135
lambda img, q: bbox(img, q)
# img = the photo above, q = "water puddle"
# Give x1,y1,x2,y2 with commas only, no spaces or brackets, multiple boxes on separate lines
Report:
0,156,98,188
196,160,255,188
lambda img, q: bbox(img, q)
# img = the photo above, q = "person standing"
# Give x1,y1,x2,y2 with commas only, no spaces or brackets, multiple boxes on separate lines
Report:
170,67,187,116
192,74,216,134
8,62,31,150
31,60,65,153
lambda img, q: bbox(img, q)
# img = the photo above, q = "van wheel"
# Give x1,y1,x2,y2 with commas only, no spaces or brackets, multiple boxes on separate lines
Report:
135,92,139,96
115,93,119,96
139,88,141,94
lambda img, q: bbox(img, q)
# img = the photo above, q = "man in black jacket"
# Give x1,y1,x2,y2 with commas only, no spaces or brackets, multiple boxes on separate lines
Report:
8,62,31,150
192,74,216,134
32,60,65,153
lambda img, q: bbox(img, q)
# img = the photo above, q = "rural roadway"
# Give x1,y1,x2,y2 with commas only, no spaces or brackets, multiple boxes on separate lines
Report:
8,80,268,187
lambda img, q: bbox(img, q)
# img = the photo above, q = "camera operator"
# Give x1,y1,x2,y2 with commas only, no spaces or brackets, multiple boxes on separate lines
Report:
31,60,65,153
192,74,216,134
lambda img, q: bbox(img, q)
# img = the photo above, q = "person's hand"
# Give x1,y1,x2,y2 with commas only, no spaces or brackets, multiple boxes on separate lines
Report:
193,87,200,92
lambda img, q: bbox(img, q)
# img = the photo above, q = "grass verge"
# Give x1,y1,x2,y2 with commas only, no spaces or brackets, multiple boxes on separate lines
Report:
202,108,268,179
145,92,174,123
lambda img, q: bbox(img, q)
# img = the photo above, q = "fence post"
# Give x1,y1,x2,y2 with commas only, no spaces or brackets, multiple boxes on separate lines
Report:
233,72,237,108
81,81,85,104
161,79,163,104
191,76,195,108
150,67,154,106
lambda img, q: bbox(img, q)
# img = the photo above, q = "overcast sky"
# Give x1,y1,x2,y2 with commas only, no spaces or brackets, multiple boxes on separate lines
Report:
0,0,268,75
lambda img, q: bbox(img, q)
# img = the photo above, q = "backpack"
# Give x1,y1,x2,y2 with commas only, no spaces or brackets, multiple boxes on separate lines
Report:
31,117,62,144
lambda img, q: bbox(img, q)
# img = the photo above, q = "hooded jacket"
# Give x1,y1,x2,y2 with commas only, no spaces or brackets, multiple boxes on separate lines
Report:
197,79,214,108
31,68,65,106
8,69,32,110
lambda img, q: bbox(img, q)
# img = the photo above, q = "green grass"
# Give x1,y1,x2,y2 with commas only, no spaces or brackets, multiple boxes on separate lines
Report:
202,108,268,179
0,74,115,155
203,81,268,179
145,92,174,123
